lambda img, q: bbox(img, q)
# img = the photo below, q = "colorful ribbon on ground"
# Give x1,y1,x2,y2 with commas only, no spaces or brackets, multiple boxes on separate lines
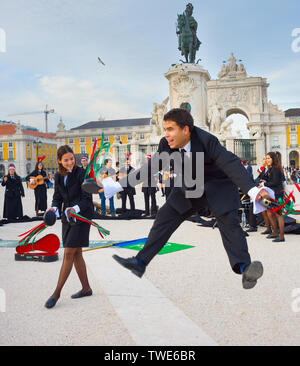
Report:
18,212,110,248
68,211,110,239
84,132,111,182
269,184,300,217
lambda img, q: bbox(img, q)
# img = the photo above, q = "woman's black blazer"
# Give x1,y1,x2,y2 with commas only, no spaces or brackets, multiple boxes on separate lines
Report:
52,166,94,224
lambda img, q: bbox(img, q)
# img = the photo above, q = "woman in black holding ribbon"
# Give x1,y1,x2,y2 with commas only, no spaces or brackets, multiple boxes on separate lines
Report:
44,145,94,309
259,152,285,242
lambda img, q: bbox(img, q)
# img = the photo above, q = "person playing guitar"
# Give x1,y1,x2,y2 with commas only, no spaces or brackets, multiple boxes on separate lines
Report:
26,156,49,217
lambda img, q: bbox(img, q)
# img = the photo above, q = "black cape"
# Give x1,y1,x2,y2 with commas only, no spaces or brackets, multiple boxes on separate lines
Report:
1,175,24,219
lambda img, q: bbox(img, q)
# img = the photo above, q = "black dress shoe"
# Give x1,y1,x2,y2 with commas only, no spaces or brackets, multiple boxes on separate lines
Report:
71,289,93,299
266,234,278,239
112,255,146,278
261,230,272,235
272,237,285,243
44,296,58,309
242,261,264,289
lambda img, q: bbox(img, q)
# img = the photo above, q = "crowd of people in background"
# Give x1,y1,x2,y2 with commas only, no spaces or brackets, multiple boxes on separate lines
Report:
0,153,299,225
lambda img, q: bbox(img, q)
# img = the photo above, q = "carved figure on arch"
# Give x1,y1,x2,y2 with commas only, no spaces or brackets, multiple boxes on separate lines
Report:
207,104,223,133
218,119,234,139
151,97,169,136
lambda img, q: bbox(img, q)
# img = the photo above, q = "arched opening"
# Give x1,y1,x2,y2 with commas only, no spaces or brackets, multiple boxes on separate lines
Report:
225,109,250,139
289,151,299,168
0,164,5,177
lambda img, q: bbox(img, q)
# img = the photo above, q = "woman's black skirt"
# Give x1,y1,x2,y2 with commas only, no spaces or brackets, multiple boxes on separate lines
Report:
62,221,90,248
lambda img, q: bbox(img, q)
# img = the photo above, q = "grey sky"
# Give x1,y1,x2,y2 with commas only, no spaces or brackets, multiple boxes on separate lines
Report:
0,0,299,133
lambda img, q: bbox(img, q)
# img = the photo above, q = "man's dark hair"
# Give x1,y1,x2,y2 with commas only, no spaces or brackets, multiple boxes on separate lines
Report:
104,158,112,166
163,108,194,132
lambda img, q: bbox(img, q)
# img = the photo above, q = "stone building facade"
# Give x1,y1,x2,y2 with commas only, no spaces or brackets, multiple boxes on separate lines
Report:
0,122,57,177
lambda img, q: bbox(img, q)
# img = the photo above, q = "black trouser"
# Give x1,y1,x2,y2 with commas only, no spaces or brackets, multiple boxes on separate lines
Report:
143,189,157,215
136,200,251,274
121,191,135,211
248,203,257,228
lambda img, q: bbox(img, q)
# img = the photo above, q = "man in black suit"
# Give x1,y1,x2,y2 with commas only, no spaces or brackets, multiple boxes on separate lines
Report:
119,159,136,212
141,155,158,218
100,109,270,289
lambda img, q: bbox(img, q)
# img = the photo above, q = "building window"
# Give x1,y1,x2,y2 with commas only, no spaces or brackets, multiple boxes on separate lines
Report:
8,150,14,160
0,143,2,148
291,135,297,146
103,136,109,142
115,136,120,141
291,126,296,132
8,142,13,148
80,146,86,154
0,151,3,161
69,138,74,144
140,134,145,140
128,135,132,141
92,137,97,142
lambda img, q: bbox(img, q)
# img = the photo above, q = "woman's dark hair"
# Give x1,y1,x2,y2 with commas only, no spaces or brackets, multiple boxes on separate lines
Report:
57,145,77,176
35,161,45,171
266,152,283,174
163,108,194,132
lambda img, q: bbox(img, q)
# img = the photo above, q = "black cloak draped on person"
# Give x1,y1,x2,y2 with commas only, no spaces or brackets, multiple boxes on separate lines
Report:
1,172,25,220
26,162,49,215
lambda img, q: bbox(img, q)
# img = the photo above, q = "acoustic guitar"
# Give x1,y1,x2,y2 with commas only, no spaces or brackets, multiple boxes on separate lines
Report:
27,175,45,189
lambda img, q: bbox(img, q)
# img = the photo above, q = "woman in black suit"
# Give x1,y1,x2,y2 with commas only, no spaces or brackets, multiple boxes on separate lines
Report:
259,152,285,242
256,157,272,235
44,145,94,309
1,164,25,220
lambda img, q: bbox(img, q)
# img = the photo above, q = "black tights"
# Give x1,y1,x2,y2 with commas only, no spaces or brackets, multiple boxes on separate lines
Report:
52,247,91,299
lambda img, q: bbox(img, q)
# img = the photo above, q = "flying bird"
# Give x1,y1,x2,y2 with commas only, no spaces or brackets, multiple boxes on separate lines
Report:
98,57,105,66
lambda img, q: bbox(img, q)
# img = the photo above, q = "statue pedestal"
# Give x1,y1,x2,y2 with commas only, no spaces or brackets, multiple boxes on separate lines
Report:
165,64,211,130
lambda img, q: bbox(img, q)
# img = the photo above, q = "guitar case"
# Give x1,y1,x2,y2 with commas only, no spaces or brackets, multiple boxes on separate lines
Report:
15,234,60,262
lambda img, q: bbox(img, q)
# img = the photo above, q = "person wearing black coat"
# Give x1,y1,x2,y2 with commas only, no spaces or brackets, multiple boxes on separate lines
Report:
26,161,49,216
44,145,94,309
119,159,136,212
259,152,285,242
104,109,271,290
141,155,158,217
1,164,24,220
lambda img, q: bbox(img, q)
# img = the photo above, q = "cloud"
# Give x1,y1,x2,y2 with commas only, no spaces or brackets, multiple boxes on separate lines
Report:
39,75,148,123
0,74,153,131
266,60,300,108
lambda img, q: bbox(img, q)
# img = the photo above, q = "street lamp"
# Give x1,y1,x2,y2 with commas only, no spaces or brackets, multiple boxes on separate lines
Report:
33,139,42,162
